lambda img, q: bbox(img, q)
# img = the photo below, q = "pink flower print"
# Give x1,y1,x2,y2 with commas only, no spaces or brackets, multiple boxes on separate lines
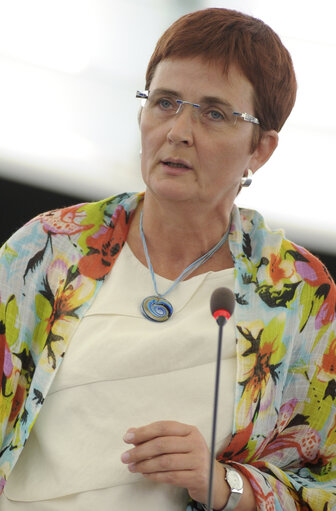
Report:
38,204,94,235
276,399,298,433
293,244,336,328
260,425,320,464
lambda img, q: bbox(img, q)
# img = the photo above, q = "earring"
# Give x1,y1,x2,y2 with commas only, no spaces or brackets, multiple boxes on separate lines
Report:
241,169,253,187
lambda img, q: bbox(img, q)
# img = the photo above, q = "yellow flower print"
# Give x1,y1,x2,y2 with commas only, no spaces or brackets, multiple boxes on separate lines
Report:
236,315,286,429
33,257,96,371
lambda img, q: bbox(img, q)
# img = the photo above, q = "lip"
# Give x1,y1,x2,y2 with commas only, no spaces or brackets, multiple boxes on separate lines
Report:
161,157,193,170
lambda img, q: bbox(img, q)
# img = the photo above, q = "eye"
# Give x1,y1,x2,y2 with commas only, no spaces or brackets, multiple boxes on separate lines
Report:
203,107,228,122
210,110,224,121
158,97,175,110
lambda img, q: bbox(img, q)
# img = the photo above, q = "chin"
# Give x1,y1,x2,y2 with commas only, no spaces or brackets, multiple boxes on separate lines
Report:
147,178,194,203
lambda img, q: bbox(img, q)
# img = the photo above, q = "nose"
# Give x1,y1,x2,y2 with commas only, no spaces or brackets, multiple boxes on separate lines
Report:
167,102,197,146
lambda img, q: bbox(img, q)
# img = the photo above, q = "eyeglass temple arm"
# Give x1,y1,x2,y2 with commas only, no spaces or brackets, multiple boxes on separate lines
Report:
136,90,148,99
233,111,260,125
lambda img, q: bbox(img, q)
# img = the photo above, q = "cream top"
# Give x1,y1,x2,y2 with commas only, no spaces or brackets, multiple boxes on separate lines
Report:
2,243,236,510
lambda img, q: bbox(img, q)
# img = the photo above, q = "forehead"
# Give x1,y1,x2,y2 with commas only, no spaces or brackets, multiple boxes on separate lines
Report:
150,57,255,109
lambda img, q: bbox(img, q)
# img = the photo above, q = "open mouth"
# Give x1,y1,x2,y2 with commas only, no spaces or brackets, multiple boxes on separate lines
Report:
162,160,191,169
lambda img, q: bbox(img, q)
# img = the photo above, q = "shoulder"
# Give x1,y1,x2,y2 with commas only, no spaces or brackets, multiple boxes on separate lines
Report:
1,192,142,255
0,192,143,295
232,206,335,323
240,207,333,286
230,206,290,268
234,206,330,277
235,206,286,245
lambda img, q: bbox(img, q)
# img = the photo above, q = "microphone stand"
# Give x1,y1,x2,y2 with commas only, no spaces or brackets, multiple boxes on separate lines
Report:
206,316,226,511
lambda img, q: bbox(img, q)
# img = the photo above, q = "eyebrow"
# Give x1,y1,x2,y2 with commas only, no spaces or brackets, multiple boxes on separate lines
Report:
150,88,234,109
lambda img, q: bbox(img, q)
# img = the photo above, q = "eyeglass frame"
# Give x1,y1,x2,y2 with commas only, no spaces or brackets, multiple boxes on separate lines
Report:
136,90,260,126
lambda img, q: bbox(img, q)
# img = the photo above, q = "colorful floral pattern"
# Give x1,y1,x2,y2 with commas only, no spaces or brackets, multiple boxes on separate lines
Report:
78,205,131,280
1,194,336,511
28,204,94,236
33,256,96,370
236,315,286,429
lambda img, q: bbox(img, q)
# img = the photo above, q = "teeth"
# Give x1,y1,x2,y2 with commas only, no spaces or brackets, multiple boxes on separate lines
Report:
165,162,187,168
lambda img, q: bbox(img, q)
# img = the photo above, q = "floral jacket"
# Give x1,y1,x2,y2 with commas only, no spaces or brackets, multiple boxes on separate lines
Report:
0,192,336,511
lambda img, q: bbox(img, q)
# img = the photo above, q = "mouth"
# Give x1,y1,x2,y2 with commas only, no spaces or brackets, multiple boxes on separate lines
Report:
161,158,192,170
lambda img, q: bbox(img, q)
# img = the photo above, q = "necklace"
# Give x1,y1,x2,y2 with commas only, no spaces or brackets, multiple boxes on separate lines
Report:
139,210,231,322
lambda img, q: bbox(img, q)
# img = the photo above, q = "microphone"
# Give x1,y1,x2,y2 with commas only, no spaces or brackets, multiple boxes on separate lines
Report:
206,287,235,511
210,287,235,326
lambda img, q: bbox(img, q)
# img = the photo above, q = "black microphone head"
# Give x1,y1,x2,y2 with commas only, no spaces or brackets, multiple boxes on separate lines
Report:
210,287,235,319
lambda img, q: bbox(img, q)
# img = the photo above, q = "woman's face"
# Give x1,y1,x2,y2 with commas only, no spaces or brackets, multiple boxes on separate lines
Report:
140,56,275,211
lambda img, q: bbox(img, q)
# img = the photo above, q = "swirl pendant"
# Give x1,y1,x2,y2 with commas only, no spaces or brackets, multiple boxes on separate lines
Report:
141,296,173,322
139,210,231,323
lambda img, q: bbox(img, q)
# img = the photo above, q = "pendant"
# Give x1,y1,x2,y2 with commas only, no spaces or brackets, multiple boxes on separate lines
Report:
141,296,173,322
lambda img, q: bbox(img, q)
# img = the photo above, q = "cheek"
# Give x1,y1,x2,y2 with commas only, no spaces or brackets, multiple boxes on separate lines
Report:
139,124,162,181
202,141,247,172
200,141,251,191
140,121,162,156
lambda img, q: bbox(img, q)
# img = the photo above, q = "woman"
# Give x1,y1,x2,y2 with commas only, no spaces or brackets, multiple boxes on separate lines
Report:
0,7,335,511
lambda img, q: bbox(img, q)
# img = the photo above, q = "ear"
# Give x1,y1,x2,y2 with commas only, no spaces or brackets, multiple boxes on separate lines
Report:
250,130,279,172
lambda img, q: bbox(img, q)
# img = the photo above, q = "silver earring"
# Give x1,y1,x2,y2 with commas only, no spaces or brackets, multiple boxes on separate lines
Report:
241,169,253,187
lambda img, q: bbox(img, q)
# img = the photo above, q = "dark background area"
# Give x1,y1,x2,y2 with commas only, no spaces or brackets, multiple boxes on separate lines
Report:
1,175,335,283
0,176,86,244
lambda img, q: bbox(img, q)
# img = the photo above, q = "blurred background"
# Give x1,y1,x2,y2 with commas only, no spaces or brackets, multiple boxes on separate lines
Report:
0,0,335,279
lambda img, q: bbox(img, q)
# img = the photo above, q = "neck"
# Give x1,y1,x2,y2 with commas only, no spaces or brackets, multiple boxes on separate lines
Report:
141,208,230,289
143,192,232,256
127,192,234,280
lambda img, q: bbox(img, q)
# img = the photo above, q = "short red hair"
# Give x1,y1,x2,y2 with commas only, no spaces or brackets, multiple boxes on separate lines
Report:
145,8,297,133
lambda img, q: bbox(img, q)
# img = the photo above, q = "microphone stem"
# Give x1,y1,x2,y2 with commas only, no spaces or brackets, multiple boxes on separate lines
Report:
207,318,225,510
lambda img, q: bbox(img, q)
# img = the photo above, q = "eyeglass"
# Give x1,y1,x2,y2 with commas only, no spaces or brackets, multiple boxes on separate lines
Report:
136,90,260,130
